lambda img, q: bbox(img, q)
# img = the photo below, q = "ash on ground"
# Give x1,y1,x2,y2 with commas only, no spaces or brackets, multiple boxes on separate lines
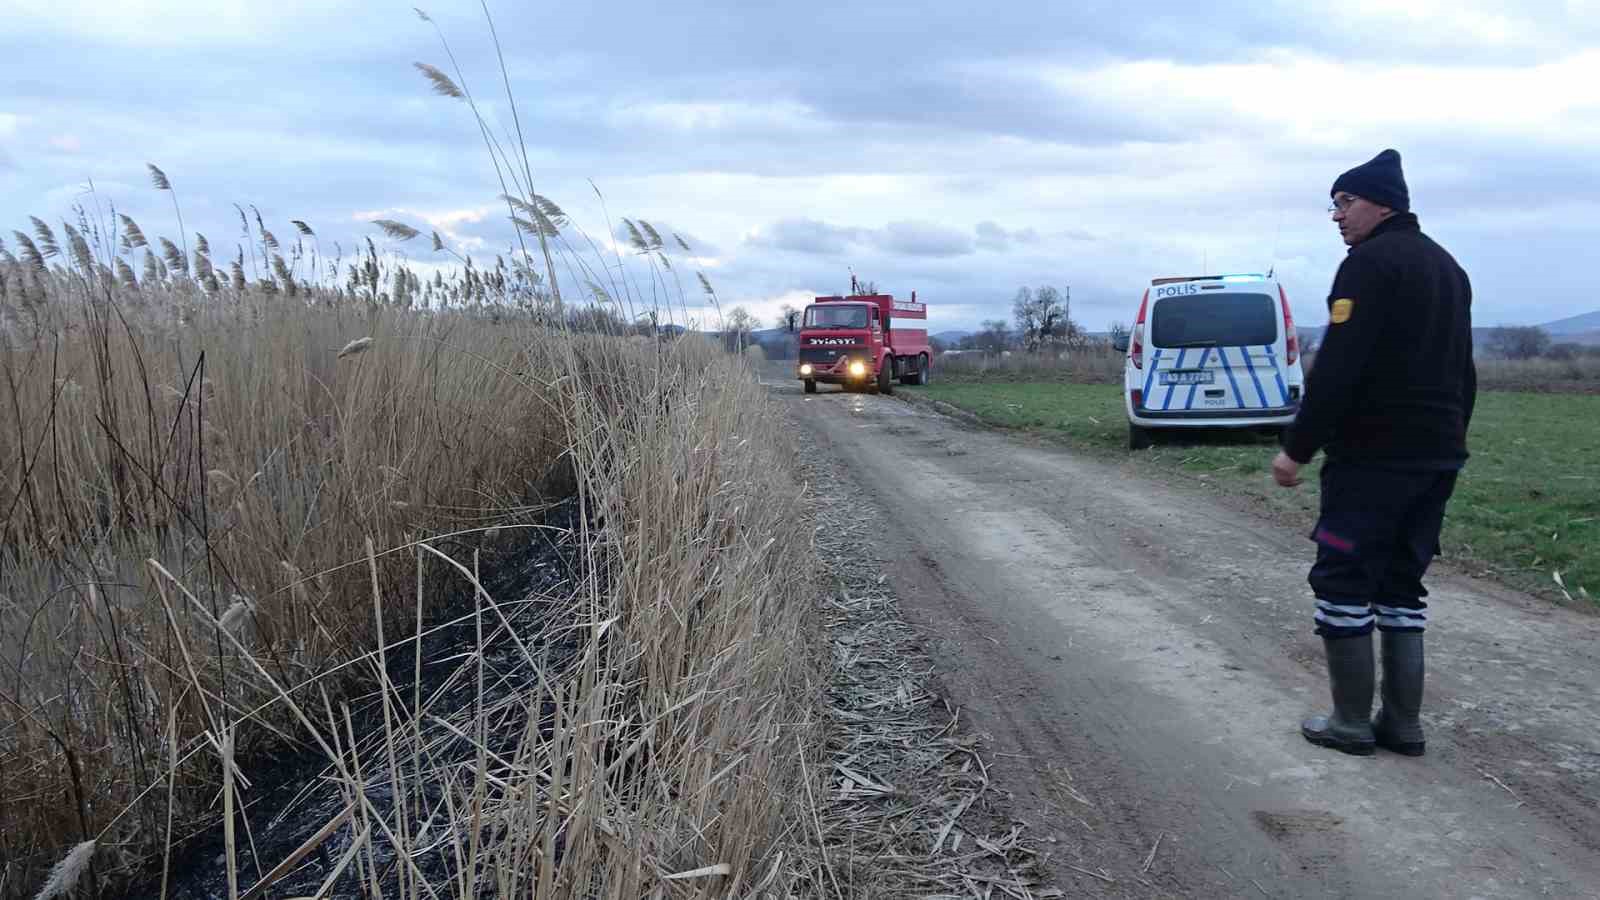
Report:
132,505,587,900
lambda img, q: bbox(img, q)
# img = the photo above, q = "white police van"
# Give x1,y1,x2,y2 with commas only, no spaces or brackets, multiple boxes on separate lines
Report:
1111,274,1304,450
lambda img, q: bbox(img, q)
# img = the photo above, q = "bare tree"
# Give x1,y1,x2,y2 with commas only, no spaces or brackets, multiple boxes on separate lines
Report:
776,303,801,332
1486,325,1550,360
976,319,1011,353
1013,285,1079,351
635,309,661,337
724,306,759,354
1012,286,1036,347
1017,285,1056,349
567,304,626,333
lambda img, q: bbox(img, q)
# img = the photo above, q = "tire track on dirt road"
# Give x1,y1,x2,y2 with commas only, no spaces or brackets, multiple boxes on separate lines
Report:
773,377,1600,899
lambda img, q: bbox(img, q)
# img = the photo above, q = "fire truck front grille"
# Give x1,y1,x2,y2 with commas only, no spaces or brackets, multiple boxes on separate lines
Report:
799,347,860,367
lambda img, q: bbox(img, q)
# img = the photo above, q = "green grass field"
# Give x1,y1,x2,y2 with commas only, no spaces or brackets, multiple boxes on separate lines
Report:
910,381,1598,603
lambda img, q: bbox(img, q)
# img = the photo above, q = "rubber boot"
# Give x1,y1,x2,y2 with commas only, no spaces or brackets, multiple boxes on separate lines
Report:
1373,631,1426,756
1301,634,1376,756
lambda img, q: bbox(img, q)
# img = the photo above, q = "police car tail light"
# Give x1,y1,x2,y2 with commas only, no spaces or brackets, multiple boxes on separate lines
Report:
1131,289,1150,369
1279,285,1299,365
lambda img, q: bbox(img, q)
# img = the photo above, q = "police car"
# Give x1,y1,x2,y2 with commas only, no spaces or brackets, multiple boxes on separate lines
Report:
1111,274,1304,450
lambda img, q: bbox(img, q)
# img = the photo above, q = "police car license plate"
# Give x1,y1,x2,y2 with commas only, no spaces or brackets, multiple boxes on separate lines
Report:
1160,370,1214,386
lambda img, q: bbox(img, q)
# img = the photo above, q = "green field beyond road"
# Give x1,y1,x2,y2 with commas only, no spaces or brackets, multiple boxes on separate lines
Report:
911,382,1598,603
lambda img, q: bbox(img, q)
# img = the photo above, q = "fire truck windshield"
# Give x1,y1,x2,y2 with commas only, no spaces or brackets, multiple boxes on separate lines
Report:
804,304,869,329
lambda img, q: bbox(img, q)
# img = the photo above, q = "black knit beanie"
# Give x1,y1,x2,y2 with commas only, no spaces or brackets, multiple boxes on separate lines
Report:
1331,149,1409,212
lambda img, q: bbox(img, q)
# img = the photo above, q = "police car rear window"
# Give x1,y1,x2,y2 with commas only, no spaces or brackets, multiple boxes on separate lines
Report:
1150,293,1276,347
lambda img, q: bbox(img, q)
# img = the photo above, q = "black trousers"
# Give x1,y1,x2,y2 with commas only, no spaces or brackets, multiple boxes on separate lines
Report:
1308,460,1460,638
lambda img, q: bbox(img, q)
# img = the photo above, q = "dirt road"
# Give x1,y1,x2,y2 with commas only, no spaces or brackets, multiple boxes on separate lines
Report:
773,376,1600,898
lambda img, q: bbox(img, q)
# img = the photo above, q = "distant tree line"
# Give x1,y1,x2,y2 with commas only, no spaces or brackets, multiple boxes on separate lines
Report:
926,284,1113,355
1485,325,1600,361
922,312,1598,364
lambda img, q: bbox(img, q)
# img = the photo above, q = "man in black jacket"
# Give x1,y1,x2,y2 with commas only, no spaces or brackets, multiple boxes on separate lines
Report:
1273,148,1475,758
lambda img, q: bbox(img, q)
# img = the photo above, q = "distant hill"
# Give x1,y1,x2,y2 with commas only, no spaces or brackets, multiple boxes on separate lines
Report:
1540,310,1600,336
1308,325,1515,349
1297,315,1600,350
1548,329,1600,347
1464,310,1600,347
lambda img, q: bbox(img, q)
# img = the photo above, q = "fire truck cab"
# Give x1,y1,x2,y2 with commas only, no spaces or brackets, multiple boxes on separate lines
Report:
796,291,932,394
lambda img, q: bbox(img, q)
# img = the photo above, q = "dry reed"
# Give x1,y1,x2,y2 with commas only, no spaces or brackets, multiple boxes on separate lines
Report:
2,221,829,898
0,259,575,894
4,5,829,894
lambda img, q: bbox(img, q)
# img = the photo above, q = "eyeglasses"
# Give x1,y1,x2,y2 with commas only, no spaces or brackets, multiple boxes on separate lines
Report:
1328,194,1361,213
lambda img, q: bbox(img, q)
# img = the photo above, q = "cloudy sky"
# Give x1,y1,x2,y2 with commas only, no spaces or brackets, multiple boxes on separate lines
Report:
3,0,1598,333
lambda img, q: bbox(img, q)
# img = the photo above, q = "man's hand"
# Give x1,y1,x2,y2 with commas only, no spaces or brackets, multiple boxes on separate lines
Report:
1272,451,1303,487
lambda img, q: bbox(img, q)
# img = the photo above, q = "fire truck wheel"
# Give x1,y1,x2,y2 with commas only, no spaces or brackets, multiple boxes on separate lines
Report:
877,359,894,395
803,379,817,394
902,353,928,386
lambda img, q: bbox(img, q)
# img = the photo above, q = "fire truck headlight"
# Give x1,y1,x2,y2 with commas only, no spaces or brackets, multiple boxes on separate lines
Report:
799,363,813,376
849,360,867,377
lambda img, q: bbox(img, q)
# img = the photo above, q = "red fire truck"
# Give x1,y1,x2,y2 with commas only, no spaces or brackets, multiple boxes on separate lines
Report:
796,290,932,394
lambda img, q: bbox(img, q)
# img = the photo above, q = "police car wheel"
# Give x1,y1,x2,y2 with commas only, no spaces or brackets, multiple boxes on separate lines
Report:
1129,423,1153,450
803,379,817,394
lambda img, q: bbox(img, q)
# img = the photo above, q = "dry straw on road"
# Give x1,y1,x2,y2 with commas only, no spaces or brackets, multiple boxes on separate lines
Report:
794,453,1058,899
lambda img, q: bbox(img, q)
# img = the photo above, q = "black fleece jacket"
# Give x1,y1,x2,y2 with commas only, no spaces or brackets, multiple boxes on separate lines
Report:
1282,213,1476,466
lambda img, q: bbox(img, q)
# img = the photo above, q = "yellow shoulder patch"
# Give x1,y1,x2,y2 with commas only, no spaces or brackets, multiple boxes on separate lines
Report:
1329,298,1354,324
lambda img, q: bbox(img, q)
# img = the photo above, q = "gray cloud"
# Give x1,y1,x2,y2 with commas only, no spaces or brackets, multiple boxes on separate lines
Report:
796,68,1167,146
748,218,978,259
975,221,1042,251
875,221,974,258
476,0,1596,81
748,218,862,256
1401,139,1600,212
4,1,1598,334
